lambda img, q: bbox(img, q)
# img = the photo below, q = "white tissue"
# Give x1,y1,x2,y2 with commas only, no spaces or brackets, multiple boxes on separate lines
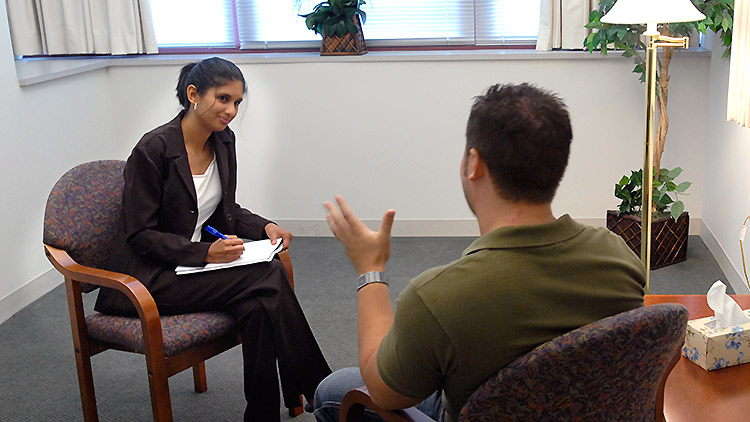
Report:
707,280,750,329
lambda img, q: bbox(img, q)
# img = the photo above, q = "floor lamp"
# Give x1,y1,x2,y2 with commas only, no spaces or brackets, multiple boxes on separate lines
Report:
601,0,705,293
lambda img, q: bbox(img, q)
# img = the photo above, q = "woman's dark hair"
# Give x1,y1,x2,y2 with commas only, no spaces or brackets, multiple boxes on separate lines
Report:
465,83,572,204
176,57,247,109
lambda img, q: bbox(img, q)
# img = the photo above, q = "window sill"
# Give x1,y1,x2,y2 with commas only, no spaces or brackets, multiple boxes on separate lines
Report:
14,47,711,87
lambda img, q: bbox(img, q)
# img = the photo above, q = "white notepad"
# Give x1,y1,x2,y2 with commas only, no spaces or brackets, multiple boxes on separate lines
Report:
175,238,283,275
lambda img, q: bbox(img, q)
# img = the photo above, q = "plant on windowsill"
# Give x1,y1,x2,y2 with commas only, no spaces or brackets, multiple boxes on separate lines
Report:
606,167,692,269
296,0,368,56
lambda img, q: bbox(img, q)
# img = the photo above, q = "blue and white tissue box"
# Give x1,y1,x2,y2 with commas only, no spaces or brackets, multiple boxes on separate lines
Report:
682,310,750,371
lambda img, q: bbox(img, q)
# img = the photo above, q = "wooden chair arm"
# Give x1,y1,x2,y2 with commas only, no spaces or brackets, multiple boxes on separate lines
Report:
278,249,295,290
340,387,435,422
45,244,295,360
44,243,166,356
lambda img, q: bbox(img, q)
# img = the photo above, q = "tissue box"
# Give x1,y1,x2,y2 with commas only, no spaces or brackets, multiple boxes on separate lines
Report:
682,310,750,370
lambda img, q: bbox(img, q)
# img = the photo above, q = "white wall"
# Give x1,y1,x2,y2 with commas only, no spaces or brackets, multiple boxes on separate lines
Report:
0,1,123,322
106,53,710,229
1,3,714,321
702,32,750,294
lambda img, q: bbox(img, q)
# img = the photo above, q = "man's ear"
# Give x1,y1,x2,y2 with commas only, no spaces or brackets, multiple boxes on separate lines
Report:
466,148,487,181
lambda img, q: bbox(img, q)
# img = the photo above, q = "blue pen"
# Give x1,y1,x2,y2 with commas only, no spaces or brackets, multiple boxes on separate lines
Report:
205,225,228,240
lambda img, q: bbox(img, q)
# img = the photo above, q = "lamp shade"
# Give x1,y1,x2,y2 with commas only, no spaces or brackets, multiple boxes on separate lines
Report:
601,0,705,24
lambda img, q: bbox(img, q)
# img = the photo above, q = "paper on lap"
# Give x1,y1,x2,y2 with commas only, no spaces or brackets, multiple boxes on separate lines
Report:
175,238,283,275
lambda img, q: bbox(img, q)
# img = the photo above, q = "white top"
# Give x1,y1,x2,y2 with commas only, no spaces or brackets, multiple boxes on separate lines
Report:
191,157,222,242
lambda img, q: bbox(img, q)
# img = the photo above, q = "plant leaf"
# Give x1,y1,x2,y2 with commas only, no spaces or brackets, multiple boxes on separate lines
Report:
671,201,685,221
667,167,683,179
344,18,358,34
675,181,692,192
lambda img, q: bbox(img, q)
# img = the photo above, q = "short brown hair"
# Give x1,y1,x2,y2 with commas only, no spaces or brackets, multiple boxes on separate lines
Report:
465,83,572,203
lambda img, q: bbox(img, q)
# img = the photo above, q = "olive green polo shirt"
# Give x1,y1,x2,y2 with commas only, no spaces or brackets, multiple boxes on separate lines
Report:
377,215,645,422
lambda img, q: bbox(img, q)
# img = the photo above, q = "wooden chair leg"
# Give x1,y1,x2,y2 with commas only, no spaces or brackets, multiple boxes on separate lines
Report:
65,278,99,421
288,394,304,417
192,362,208,393
146,361,173,422
74,348,99,422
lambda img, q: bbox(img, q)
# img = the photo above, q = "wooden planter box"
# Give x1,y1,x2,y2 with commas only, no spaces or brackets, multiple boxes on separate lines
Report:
606,210,689,270
321,15,367,56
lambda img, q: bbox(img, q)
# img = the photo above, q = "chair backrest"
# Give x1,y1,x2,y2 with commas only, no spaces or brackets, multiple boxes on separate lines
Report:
44,160,126,292
458,303,689,422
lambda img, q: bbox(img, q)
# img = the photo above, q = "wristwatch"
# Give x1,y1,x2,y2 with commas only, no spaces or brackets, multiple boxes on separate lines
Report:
357,271,388,291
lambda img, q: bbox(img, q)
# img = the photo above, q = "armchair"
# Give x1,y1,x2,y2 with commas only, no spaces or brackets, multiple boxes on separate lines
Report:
340,303,688,422
43,160,303,421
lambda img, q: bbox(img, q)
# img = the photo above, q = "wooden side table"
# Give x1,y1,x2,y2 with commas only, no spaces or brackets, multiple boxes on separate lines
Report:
646,295,750,421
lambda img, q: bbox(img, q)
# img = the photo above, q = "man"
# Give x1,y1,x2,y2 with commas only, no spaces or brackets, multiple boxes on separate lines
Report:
314,83,645,422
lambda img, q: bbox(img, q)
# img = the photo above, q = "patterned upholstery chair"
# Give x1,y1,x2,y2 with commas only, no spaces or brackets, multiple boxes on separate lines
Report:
340,303,689,422
43,160,303,422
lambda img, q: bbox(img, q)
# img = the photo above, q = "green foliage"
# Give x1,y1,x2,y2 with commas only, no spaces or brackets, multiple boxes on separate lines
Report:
615,167,691,221
298,0,366,37
584,0,734,82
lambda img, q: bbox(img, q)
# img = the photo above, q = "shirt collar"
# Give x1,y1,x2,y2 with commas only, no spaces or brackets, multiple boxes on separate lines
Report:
463,214,585,256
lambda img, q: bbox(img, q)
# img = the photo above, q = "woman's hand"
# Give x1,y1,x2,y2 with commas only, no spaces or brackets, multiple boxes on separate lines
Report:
265,223,293,251
205,235,245,263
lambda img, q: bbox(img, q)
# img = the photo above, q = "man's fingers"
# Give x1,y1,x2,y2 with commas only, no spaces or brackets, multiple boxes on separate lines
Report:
334,194,364,229
380,209,396,236
333,195,352,219
323,201,348,238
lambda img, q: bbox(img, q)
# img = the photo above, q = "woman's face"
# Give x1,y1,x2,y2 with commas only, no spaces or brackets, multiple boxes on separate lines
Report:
194,79,245,132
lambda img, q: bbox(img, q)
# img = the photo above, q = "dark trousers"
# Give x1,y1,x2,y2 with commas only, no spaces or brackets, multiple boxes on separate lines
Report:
108,259,331,421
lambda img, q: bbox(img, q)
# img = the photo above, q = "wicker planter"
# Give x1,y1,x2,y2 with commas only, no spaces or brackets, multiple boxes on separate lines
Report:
321,15,367,56
606,210,689,269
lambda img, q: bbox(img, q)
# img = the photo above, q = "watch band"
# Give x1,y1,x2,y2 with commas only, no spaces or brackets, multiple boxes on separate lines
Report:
357,271,388,291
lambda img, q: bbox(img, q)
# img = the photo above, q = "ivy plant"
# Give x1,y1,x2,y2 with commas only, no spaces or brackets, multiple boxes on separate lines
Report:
615,167,692,221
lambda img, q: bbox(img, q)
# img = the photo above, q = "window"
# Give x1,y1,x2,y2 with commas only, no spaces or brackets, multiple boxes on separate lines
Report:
150,1,540,50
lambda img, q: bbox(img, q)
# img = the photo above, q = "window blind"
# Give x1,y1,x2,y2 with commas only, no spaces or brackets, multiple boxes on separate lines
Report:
150,0,236,48
476,0,541,45
151,0,540,50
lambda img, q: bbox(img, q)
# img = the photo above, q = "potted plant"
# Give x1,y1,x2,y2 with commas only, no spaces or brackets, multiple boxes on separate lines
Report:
297,0,367,56
584,0,733,266
607,167,692,269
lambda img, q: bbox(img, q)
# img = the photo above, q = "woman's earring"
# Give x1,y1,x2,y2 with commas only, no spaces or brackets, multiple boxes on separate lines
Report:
193,103,198,111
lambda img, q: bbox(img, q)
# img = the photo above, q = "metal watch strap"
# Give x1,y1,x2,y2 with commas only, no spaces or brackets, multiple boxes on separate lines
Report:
357,271,388,291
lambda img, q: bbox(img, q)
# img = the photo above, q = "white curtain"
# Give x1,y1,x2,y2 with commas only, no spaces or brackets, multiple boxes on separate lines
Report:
536,0,598,51
6,0,158,56
728,0,750,128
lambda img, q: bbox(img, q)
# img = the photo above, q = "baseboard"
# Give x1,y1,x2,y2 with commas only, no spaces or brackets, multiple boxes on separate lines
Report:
274,217,704,237
699,224,749,294
276,219,483,237
0,269,62,325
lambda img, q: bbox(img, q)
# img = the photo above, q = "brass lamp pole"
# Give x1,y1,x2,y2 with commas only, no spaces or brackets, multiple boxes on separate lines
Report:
601,0,704,294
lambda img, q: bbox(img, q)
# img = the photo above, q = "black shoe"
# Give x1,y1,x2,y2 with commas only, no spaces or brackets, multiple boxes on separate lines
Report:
304,401,314,413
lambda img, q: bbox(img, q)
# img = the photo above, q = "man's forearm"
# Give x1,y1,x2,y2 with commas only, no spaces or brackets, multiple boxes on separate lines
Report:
357,282,393,372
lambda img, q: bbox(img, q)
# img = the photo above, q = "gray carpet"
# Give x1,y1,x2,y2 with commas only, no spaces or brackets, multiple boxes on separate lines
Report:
0,235,727,421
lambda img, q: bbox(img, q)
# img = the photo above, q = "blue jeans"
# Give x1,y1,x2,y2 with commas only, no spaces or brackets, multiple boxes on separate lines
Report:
313,367,444,422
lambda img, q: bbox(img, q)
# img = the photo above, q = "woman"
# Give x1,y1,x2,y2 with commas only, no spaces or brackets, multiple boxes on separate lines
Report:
94,57,331,421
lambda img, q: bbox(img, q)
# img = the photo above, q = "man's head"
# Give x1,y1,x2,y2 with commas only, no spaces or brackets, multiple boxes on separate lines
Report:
464,83,572,204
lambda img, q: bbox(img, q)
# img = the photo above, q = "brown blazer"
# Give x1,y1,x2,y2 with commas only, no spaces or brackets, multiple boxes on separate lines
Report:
95,112,272,314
